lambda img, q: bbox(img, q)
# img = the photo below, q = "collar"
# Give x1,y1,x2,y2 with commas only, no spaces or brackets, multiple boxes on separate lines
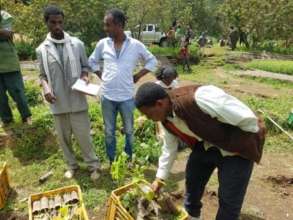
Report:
107,34,130,44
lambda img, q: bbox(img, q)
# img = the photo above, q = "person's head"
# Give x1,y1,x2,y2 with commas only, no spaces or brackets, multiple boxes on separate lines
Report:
156,66,178,86
135,82,172,122
104,9,126,38
44,5,64,38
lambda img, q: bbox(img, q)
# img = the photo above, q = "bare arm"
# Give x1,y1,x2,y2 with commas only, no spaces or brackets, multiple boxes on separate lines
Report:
133,68,150,83
134,42,158,83
88,41,103,80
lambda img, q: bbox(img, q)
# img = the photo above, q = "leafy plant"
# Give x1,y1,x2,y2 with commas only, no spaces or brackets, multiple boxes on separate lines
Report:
24,80,43,106
110,152,129,185
15,41,35,60
246,59,293,75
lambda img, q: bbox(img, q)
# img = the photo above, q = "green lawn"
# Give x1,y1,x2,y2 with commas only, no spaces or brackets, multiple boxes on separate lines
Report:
246,59,293,75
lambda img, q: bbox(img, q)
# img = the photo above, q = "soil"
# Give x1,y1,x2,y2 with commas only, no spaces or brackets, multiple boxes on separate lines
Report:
160,151,293,220
232,70,293,83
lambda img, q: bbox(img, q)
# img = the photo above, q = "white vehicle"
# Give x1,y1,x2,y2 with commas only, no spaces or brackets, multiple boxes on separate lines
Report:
124,30,132,38
129,24,168,47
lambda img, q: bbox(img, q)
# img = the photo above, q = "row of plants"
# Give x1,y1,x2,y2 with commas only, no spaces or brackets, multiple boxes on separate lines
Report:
245,59,293,76
149,44,200,64
238,40,293,55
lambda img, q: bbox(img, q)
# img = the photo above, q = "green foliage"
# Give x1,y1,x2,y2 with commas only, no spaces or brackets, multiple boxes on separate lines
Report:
133,117,161,164
288,112,293,129
88,104,107,162
3,0,109,47
218,0,293,46
148,46,179,57
238,41,293,55
24,80,43,106
120,188,139,217
246,60,293,75
110,152,129,185
14,41,35,60
148,44,200,63
11,105,55,161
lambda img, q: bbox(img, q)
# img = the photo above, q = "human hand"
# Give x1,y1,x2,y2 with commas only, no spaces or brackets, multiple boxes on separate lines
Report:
151,178,165,194
44,92,56,104
133,73,141,83
80,72,89,84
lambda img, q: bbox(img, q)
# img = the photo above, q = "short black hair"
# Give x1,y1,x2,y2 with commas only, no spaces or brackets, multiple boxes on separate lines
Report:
156,66,178,80
106,8,126,28
135,82,168,108
44,5,64,22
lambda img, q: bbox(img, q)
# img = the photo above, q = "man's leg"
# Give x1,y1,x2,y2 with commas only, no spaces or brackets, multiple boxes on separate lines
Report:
216,156,254,220
101,96,118,162
53,114,79,170
4,71,31,122
186,57,191,71
118,98,135,159
70,111,100,171
0,74,13,123
184,144,216,218
182,59,187,71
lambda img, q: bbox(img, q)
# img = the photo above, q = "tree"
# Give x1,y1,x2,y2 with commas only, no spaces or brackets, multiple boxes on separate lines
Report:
2,0,109,47
218,0,293,47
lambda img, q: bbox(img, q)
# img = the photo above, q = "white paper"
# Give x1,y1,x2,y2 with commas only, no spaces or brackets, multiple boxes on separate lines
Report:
72,79,100,96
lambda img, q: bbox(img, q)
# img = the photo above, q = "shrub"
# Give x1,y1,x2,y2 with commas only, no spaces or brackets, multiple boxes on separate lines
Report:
238,40,293,55
149,44,200,64
15,41,36,60
24,80,43,106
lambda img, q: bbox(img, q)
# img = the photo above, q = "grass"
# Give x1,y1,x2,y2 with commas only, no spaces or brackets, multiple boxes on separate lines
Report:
148,44,200,62
1,46,293,218
246,59,293,75
0,95,161,217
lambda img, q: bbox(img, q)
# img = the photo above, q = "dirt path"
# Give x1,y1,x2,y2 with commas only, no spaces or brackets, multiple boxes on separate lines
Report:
232,70,293,83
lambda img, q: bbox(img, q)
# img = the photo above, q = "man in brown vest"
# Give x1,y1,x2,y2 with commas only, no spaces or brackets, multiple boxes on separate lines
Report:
135,82,265,220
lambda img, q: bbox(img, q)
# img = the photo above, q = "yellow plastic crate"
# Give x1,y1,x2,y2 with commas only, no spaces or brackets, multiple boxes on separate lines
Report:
105,180,188,220
0,162,10,209
28,185,89,220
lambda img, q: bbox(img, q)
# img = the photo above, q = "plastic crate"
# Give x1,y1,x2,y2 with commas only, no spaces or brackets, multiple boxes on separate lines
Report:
28,185,89,220
0,162,10,209
105,180,188,220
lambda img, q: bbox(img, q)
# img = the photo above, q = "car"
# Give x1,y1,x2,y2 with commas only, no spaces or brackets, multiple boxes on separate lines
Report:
128,24,168,47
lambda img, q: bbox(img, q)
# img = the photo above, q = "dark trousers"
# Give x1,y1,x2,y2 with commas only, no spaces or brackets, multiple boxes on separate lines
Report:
184,143,253,220
182,57,191,71
0,71,31,123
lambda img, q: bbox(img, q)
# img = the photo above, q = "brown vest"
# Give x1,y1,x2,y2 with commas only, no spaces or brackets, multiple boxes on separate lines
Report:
167,85,266,163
